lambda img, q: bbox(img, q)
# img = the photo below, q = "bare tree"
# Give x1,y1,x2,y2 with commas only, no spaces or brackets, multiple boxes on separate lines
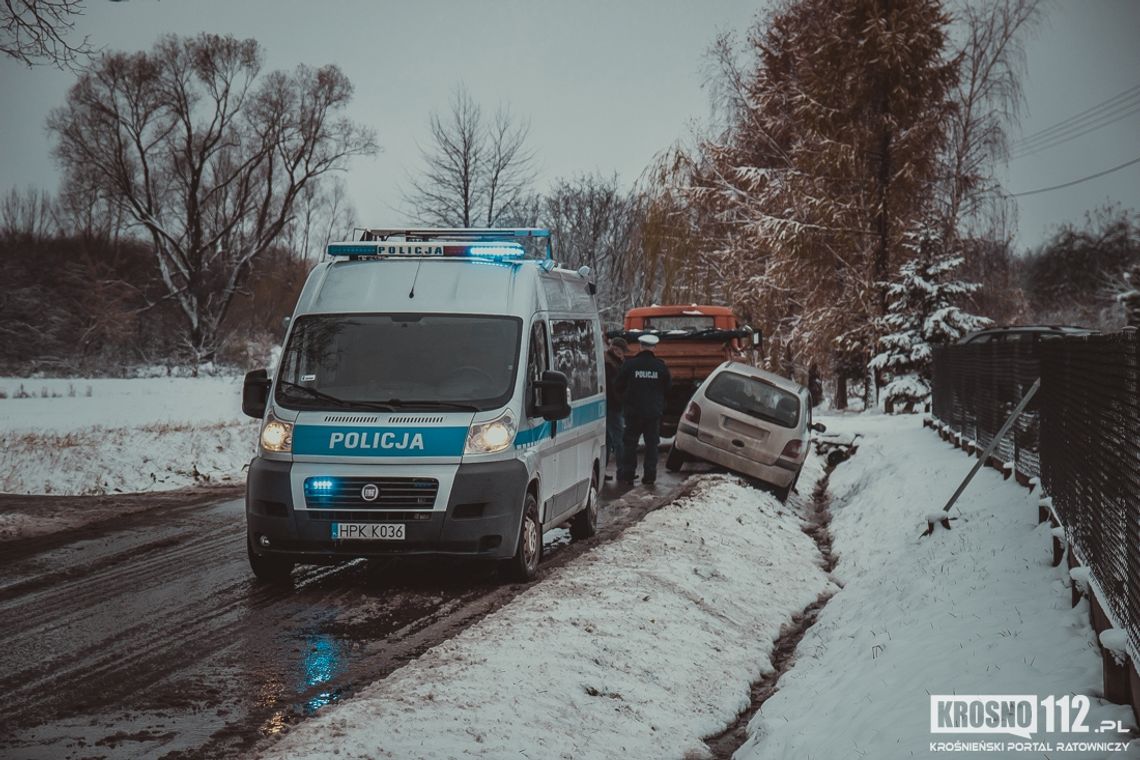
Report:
938,0,1042,240
405,84,535,227
1,0,93,68
540,173,641,320
483,105,536,226
0,186,57,241
281,177,356,260
47,33,378,364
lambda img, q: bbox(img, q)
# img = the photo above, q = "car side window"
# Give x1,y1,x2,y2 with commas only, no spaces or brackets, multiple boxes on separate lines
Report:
526,320,549,417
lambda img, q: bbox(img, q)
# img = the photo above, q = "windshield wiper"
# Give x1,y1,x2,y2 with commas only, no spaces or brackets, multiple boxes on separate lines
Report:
278,381,395,411
385,399,480,412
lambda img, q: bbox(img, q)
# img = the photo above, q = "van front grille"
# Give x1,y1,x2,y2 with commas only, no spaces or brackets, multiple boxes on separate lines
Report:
303,476,439,509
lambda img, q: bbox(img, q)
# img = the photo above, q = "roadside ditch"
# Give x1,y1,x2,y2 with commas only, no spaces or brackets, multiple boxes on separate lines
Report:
702,453,848,758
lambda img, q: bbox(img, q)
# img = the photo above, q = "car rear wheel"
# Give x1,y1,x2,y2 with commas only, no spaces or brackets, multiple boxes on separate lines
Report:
665,443,688,472
773,469,801,503
569,474,599,540
502,492,542,582
247,536,294,583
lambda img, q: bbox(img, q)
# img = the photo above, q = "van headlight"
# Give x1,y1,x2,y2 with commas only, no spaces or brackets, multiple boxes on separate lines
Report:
260,414,294,453
465,410,516,454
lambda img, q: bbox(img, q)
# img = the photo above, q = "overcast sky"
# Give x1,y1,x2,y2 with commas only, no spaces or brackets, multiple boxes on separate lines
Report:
1,0,1137,250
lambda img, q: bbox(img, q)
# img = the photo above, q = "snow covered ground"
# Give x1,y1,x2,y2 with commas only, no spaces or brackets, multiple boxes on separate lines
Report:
739,413,1138,759
260,473,836,760
0,376,255,494
257,412,1136,759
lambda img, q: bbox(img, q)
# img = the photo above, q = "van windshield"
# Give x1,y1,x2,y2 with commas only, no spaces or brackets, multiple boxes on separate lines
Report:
705,371,800,428
276,314,522,412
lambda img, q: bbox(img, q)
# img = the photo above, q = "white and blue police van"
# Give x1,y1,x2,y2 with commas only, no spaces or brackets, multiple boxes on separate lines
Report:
241,228,606,582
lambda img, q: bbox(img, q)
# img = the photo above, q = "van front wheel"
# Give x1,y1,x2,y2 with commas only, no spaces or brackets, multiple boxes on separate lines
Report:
502,493,542,582
569,475,598,540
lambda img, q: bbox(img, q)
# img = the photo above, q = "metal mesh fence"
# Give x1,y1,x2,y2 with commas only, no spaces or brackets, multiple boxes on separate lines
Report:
931,330,1140,659
930,340,1042,479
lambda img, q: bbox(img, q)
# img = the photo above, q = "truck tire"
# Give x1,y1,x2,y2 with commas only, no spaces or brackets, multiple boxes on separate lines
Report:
665,443,687,472
502,492,542,582
569,474,599,540
247,537,294,583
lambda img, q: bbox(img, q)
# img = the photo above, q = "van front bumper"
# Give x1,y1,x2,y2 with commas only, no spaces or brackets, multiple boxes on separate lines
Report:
674,427,800,487
246,457,528,561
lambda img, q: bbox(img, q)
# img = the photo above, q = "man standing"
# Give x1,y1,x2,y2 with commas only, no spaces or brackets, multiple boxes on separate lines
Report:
616,334,671,485
603,336,629,480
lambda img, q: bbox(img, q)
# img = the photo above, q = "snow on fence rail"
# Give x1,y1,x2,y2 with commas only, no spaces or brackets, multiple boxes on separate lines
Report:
931,329,1140,667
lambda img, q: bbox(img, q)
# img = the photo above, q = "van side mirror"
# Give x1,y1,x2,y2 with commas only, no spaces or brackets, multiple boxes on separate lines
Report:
810,422,827,433
243,369,271,419
533,370,571,421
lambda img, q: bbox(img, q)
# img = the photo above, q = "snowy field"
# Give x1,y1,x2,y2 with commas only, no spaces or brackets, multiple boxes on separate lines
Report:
260,473,836,760
0,376,255,494
740,414,1138,759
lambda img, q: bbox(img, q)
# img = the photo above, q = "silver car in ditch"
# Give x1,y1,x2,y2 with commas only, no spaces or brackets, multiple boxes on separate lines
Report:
666,362,823,500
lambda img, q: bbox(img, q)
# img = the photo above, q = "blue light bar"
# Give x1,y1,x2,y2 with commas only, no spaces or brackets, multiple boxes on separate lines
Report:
327,243,381,256
326,240,527,259
305,477,336,494
458,242,526,258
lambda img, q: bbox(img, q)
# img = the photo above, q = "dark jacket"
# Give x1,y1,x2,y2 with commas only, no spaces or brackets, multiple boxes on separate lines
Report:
604,349,625,406
615,349,671,417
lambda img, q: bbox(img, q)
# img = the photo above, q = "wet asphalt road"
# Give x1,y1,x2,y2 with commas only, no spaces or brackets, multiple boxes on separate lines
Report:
0,467,690,760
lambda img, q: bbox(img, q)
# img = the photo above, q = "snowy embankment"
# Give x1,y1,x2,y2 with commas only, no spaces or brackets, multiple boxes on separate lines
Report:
0,376,255,494
738,414,1137,759
261,474,836,760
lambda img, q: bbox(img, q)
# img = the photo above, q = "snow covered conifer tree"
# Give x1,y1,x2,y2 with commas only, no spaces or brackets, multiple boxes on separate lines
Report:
871,231,992,412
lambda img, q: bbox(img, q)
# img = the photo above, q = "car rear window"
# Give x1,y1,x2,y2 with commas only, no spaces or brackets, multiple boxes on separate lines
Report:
705,371,800,428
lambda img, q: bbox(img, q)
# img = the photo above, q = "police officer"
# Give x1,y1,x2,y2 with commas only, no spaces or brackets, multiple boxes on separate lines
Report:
615,334,671,485
603,336,629,479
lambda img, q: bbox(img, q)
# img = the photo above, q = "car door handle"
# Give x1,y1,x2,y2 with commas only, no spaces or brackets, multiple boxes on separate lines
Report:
731,439,745,447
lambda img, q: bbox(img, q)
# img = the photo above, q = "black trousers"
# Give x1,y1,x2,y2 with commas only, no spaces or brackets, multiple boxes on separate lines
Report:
619,412,661,480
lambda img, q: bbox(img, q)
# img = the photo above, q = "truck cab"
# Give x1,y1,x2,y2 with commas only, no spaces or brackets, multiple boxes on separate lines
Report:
612,305,759,436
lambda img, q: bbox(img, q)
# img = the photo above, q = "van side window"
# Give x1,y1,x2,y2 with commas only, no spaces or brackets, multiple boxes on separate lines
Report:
527,321,549,417
566,280,594,311
552,319,599,400
541,277,570,311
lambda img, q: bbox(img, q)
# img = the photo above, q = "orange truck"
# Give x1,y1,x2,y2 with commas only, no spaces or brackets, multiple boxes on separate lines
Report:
609,304,761,436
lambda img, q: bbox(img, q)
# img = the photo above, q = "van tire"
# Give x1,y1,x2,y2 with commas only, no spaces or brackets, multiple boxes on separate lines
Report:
665,443,687,472
502,492,542,582
247,537,294,583
569,475,598,540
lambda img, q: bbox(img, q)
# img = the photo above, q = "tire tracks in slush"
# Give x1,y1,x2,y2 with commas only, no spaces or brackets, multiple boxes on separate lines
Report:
0,474,693,760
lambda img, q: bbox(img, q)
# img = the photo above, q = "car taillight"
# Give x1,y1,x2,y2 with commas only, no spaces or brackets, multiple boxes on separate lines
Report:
780,439,803,459
683,402,701,424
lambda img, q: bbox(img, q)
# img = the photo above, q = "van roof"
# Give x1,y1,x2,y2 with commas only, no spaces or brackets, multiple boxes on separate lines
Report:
295,257,587,318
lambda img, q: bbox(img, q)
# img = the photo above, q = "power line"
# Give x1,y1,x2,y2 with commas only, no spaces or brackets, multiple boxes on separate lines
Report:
1012,83,1140,148
1012,99,1140,159
1010,155,1140,197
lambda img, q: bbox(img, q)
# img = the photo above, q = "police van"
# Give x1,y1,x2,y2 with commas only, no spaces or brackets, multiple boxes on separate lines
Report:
241,228,606,582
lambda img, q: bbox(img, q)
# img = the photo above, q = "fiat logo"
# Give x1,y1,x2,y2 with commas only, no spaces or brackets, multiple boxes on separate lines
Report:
360,483,380,502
